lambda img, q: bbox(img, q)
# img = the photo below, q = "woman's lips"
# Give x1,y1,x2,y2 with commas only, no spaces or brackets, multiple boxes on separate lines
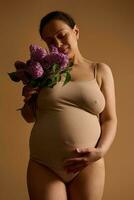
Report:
63,48,68,52
59,47,69,53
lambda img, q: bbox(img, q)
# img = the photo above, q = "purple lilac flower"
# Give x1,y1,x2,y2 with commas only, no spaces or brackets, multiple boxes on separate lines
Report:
58,53,69,70
42,45,69,71
9,44,71,89
26,60,45,79
51,45,69,69
29,44,48,62
50,44,59,54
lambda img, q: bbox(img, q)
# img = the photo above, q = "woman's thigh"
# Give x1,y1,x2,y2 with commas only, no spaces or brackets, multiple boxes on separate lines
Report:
26,159,68,200
67,158,105,200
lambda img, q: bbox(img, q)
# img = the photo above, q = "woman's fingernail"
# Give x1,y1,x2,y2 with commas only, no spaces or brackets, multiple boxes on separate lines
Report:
76,148,80,152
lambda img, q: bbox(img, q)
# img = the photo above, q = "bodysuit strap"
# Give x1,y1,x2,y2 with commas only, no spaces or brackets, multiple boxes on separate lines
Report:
94,62,98,79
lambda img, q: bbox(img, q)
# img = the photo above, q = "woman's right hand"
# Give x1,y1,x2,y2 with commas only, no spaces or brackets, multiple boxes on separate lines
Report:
22,85,40,103
21,86,40,122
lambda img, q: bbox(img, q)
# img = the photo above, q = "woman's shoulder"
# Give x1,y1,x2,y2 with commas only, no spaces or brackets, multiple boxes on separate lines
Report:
96,62,113,80
96,62,112,72
95,62,115,90
89,61,112,88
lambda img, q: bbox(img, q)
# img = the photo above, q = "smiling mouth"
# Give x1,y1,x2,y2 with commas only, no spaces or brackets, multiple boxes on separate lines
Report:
63,48,68,52
62,48,69,54
59,47,69,52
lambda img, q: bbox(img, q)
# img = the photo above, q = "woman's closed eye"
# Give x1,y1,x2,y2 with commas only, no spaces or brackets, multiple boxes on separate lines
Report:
57,33,66,39
46,35,65,45
45,31,69,46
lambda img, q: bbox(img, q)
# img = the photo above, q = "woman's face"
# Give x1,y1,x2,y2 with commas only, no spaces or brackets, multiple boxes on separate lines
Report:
41,19,79,59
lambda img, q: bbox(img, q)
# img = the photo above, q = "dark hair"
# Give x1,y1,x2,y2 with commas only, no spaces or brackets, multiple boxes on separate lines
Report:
39,10,76,39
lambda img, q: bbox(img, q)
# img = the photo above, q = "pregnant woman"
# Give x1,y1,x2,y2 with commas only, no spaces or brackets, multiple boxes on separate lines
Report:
21,10,118,200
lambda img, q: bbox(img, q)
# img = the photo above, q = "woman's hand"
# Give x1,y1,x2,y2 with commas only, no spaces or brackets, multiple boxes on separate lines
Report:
19,85,41,122
22,85,40,102
63,147,103,174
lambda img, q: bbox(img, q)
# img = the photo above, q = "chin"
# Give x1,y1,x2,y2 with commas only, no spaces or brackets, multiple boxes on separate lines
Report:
68,52,75,60
65,49,74,58
60,47,74,60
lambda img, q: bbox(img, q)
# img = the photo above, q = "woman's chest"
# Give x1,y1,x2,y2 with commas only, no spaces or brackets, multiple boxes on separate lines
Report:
37,80,105,115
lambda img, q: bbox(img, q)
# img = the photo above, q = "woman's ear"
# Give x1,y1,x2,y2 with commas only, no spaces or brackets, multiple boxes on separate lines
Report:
73,25,79,40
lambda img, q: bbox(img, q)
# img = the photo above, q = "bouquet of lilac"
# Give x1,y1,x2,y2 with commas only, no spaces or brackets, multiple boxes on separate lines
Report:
8,44,74,98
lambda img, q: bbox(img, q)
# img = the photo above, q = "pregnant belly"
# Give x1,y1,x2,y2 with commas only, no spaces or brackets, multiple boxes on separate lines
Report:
29,106,101,164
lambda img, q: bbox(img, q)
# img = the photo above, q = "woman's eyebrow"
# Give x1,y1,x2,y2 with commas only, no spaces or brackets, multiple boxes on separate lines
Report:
44,28,67,39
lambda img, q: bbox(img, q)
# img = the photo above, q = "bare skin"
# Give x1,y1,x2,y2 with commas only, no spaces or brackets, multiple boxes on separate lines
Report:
25,19,117,200
27,159,68,200
27,158,105,200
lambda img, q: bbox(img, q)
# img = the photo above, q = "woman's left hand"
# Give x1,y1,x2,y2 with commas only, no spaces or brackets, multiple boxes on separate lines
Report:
63,147,103,174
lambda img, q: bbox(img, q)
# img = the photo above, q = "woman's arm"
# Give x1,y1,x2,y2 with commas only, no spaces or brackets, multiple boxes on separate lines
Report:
96,63,118,156
21,94,37,123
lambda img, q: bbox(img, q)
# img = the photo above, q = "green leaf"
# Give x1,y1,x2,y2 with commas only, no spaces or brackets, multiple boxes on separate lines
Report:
39,77,48,87
56,73,60,82
47,80,55,88
29,80,38,87
52,63,59,73
62,71,71,86
8,72,20,82
54,73,60,82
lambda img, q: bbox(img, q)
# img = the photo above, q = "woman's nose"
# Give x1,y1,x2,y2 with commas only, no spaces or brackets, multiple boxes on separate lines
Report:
54,38,62,48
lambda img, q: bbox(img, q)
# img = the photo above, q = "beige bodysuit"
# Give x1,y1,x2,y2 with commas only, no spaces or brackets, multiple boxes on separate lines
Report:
29,62,105,183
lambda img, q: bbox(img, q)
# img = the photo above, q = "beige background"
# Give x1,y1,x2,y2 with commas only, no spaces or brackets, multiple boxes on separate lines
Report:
0,0,134,199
